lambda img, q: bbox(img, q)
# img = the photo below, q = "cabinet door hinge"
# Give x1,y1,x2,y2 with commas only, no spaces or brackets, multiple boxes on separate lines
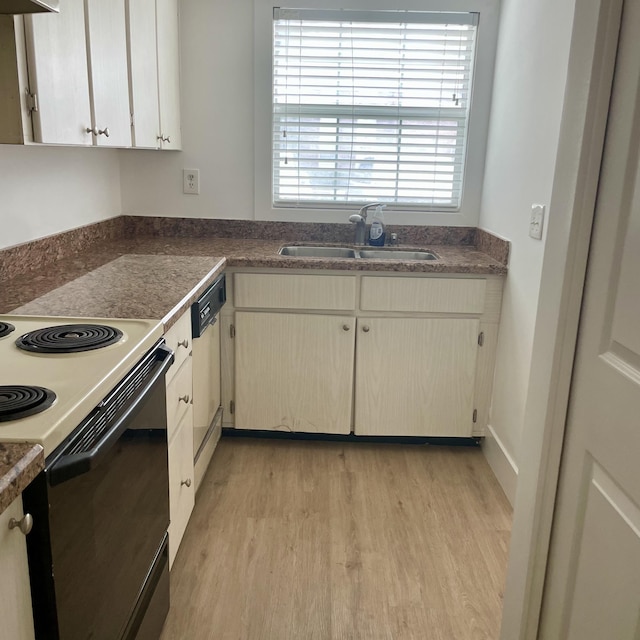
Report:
230,324,235,338
26,91,38,113
478,332,484,347
130,112,135,127
473,409,478,423
230,400,235,414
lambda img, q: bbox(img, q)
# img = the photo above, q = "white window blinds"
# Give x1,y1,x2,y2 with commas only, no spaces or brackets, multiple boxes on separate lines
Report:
272,9,478,210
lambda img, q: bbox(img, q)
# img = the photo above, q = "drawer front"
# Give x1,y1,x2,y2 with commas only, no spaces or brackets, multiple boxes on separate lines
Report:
234,273,357,310
168,405,195,568
166,357,193,443
360,276,487,314
164,311,192,381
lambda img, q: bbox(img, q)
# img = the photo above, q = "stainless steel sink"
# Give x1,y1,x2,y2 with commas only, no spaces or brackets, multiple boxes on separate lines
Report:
278,246,358,258
278,246,439,260
358,249,439,260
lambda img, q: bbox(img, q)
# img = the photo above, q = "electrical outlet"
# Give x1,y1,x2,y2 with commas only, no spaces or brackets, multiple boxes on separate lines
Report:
529,203,545,240
183,169,200,195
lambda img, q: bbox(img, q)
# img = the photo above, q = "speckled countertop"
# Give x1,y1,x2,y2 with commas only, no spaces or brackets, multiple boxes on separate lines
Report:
0,443,44,516
0,236,506,321
0,231,507,502
10,253,227,330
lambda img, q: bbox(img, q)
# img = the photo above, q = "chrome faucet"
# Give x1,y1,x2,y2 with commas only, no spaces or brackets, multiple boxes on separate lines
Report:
349,203,383,246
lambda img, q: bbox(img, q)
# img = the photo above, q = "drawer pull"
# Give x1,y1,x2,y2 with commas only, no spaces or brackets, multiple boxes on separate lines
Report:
179,394,190,404
9,513,33,536
342,324,351,331
177,339,189,349
181,478,192,488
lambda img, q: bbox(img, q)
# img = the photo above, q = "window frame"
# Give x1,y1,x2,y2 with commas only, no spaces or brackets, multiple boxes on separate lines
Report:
254,0,500,226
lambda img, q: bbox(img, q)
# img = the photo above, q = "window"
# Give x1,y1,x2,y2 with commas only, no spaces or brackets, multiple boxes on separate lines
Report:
272,9,478,210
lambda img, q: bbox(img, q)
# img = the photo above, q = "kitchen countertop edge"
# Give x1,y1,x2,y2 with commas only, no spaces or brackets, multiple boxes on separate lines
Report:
0,442,45,516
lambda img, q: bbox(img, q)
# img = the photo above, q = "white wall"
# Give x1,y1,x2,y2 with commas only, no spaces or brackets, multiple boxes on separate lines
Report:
479,0,576,501
0,145,121,250
119,0,497,227
120,0,255,221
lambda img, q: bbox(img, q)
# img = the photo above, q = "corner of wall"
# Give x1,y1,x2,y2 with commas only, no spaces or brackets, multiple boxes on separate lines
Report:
482,424,519,506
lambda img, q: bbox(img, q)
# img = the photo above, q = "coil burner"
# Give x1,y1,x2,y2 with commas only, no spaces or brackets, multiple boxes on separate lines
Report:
0,322,15,339
0,385,56,422
16,324,124,354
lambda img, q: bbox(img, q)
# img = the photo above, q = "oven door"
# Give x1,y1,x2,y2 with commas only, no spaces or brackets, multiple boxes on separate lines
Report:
25,342,173,640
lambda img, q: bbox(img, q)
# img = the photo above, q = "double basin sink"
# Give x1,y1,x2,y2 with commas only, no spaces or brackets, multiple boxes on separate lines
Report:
279,246,438,261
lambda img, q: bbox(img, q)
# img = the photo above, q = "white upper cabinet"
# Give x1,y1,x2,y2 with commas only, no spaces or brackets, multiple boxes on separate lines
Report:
25,0,131,146
126,0,160,148
156,0,181,149
0,0,181,148
85,0,131,147
25,0,92,145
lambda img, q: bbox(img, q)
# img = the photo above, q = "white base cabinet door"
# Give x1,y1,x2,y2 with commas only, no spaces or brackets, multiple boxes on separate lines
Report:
354,318,479,437
235,312,355,434
168,405,195,568
0,496,36,640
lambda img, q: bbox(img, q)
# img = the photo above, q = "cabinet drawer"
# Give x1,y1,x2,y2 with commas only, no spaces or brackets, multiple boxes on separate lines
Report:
164,311,192,381
234,273,357,310
166,356,193,443
168,405,195,568
0,496,35,640
360,276,486,314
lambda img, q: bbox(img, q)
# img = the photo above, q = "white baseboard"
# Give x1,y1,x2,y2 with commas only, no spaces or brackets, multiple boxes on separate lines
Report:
482,424,518,506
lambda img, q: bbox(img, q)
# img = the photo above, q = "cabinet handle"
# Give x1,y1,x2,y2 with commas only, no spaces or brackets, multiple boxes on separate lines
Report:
163,135,171,143
342,324,351,331
181,478,192,488
177,339,189,349
9,513,33,536
179,394,190,403
86,127,98,135
362,325,370,333
98,127,110,138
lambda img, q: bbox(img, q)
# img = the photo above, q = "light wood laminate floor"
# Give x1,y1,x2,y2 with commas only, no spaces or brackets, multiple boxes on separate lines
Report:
161,438,512,640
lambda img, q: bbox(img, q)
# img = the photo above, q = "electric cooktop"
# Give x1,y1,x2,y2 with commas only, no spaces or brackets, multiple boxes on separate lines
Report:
0,315,163,455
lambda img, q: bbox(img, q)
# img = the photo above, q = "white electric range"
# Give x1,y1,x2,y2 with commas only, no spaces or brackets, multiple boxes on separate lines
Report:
0,314,164,455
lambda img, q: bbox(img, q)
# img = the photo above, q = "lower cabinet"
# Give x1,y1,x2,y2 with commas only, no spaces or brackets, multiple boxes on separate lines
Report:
168,404,194,568
0,496,36,640
235,311,355,434
165,311,195,568
354,317,479,437
227,271,503,438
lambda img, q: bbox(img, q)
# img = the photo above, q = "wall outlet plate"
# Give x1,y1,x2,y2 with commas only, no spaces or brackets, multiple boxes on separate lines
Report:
529,204,545,240
183,169,200,195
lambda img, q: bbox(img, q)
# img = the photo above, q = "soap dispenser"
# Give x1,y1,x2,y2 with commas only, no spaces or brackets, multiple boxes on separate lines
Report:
368,205,386,246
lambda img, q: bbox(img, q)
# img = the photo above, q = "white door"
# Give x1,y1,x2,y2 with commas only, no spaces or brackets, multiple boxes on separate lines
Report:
354,317,478,437
538,1,640,637
85,0,132,147
234,312,355,434
25,0,92,145
126,0,161,148
156,0,181,149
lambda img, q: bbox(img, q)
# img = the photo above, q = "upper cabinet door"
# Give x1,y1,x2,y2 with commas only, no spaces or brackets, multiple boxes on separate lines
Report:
85,0,131,147
25,0,92,145
156,0,181,150
126,0,160,148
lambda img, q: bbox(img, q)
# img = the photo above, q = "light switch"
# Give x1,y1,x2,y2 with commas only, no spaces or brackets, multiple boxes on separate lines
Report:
529,204,545,240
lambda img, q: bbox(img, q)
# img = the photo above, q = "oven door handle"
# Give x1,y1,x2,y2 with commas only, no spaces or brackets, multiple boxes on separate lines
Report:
48,343,174,486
